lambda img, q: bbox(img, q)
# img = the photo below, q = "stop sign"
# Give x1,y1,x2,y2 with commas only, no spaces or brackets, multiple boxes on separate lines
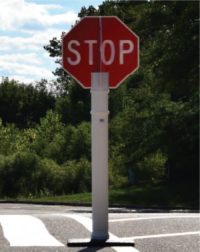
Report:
62,16,139,89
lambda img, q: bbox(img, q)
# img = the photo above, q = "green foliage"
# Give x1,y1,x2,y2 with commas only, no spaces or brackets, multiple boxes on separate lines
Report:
110,85,167,168
55,82,90,125
78,5,98,17
0,1,198,199
61,159,91,193
162,91,199,181
136,151,167,182
32,110,65,162
0,109,91,197
0,78,55,128
136,1,198,101
68,122,91,160
38,158,66,195
33,111,90,163
109,159,128,188
0,152,91,197
0,152,40,197
0,122,19,155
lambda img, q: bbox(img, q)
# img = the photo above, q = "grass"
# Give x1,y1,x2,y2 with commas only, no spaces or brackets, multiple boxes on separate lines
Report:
3,182,198,209
109,182,198,208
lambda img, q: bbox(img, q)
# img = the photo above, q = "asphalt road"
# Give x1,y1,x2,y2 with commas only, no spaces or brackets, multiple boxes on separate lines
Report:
0,203,199,252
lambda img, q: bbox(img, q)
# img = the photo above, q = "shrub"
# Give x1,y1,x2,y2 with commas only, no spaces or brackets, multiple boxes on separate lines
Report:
38,158,65,195
109,159,128,188
62,159,91,194
136,151,167,182
0,152,40,197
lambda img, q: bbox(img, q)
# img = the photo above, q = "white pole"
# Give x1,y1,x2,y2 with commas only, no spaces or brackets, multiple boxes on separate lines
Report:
68,72,136,248
91,72,109,241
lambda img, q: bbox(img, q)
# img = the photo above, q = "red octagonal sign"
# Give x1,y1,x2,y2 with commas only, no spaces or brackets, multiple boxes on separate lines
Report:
62,16,139,89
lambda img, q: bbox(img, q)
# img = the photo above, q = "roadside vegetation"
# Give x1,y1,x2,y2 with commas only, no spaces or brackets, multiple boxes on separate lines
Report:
0,1,198,208
2,183,198,209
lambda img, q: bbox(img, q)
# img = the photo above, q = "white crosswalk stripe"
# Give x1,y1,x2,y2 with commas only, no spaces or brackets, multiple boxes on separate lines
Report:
0,212,198,251
0,214,139,251
0,215,64,247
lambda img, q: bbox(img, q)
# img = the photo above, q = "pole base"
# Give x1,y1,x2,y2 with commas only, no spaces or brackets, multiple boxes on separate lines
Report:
67,238,135,247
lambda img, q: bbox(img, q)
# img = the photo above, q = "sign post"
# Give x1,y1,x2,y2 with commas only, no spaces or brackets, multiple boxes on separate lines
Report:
62,16,139,248
91,72,109,241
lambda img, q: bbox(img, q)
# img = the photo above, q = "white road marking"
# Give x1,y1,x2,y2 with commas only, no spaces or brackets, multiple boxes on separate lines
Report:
109,215,199,223
57,214,139,252
125,231,200,240
0,215,64,247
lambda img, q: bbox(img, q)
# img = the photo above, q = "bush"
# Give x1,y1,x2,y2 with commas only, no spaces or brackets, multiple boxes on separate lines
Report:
0,150,91,197
136,151,167,182
0,152,40,197
62,122,91,161
38,158,65,195
62,159,91,194
109,159,128,188
0,123,19,155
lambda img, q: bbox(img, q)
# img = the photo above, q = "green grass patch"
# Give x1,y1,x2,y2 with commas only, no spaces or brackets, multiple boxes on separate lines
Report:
109,182,198,208
25,192,92,204
1,182,198,209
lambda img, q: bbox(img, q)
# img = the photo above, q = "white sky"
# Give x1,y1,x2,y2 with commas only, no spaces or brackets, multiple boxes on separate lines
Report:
0,0,103,84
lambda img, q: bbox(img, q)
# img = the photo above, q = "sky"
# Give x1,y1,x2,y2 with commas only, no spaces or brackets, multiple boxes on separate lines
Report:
0,0,104,84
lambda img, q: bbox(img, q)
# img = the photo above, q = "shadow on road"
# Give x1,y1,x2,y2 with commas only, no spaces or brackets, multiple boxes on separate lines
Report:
78,247,106,252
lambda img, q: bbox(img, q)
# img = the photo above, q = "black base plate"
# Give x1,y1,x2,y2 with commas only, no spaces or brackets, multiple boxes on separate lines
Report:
67,238,135,247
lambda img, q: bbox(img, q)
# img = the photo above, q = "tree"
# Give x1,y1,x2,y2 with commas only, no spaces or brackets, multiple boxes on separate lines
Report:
78,5,98,18
139,1,199,101
43,0,198,184
55,80,91,125
0,78,55,128
44,36,71,95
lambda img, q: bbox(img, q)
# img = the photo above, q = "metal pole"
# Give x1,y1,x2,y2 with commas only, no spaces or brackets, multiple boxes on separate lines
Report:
91,72,109,241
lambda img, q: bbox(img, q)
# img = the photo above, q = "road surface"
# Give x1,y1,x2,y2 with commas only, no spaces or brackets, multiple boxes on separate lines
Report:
0,203,199,252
